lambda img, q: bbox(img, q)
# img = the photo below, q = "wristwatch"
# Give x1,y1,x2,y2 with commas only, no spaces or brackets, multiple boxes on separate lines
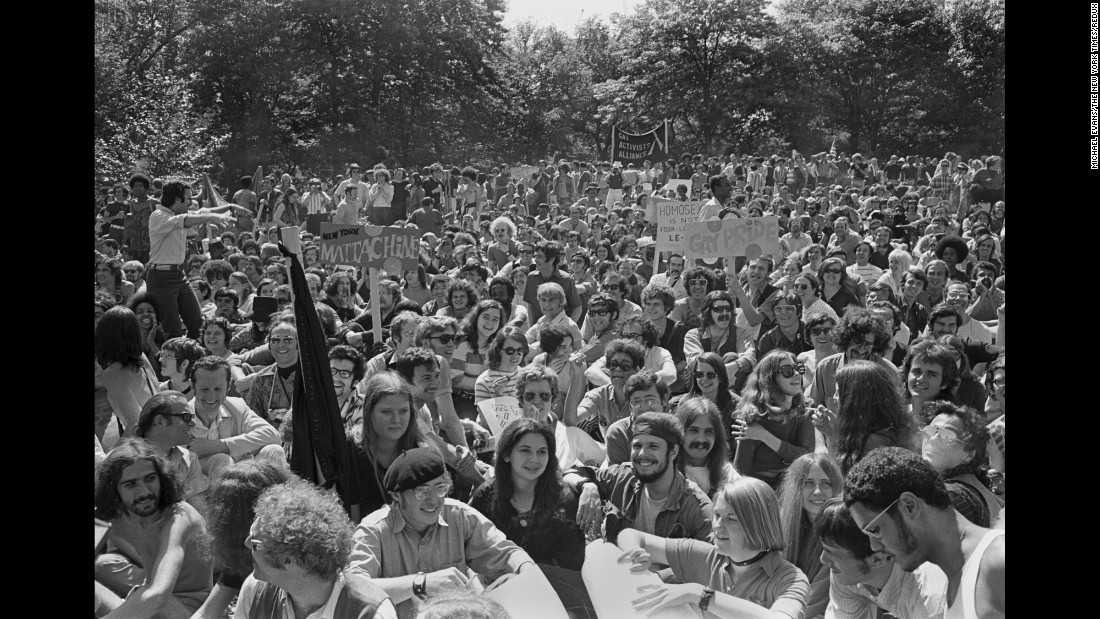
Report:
699,587,715,613
412,571,427,600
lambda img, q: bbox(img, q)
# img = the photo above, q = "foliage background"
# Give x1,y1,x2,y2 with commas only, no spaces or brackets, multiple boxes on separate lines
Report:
94,0,1004,185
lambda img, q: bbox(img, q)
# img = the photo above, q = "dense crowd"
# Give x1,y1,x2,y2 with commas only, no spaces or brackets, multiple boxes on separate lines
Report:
94,150,1005,619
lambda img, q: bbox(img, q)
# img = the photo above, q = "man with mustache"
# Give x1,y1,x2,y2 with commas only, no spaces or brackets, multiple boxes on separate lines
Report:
94,439,213,617
565,411,713,543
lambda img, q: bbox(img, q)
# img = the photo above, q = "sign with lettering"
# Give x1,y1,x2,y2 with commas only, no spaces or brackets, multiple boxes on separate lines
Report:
609,121,670,166
318,223,420,273
682,216,782,260
510,166,540,182
654,198,706,254
477,396,525,437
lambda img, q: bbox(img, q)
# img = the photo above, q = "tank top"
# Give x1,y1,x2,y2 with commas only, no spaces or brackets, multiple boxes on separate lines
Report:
944,529,1005,619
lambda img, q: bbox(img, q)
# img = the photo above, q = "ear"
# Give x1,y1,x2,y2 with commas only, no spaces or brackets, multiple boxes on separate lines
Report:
178,360,190,377
867,551,890,570
898,492,922,520
153,415,170,428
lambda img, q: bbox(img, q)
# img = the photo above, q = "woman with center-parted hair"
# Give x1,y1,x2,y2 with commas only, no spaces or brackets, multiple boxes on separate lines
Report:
670,353,743,450
189,460,294,619
817,256,862,318
616,476,809,618
449,299,503,421
730,350,815,488
345,371,434,524
97,305,162,436
474,326,529,404
776,453,844,619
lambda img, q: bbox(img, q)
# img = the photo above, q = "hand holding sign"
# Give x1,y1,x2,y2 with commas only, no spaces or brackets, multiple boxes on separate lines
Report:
477,397,525,437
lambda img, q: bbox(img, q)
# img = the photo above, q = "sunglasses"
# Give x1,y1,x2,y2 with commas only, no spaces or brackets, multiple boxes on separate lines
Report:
522,391,552,403
606,360,636,372
711,306,733,314
809,327,832,336
922,424,962,446
589,308,611,316
694,370,719,381
430,334,462,345
166,412,194,424
777,363,808,378
501,346,526,356
823,269,842,275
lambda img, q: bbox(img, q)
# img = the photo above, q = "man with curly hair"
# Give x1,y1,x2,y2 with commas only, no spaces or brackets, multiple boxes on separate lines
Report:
239,479,396,618
808,307,897,413
846,447,1005,619
94,438,213,617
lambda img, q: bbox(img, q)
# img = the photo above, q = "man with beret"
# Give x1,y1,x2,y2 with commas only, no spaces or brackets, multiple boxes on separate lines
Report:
350,447,542,619
564,412,713,543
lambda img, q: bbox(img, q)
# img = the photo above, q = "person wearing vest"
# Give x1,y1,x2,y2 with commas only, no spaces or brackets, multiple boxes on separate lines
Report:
239,480,396,618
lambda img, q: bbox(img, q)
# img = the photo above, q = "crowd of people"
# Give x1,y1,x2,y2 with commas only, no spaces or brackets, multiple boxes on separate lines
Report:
94,149,1005,619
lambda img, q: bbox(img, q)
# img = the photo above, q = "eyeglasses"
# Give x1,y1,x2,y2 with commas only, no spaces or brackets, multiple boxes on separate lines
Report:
522,391,553,403
946,291,970,300
589,308,611,317
711,306,733,315
688,279,708,286
694,370,718,381
622,332,644,340
809,327,832,336
991,378,1006,388
922,424,962,446
519,250,533,255
823,268,842,275
331,368,354,379
777,363,808,378
166,412,194,424
796,284,812,291
774,305,797,314
606,360,636,372
501,346,526,356
430,334,462,345
861,496,902,539
123,269,141,274
412,483,452,501
629,395,662,409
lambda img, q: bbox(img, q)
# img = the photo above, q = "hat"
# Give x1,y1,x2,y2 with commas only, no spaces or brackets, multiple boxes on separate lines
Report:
587,182,599,190
383,447,446,494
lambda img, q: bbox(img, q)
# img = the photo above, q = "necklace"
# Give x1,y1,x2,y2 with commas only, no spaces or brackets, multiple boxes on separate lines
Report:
729,550,768,567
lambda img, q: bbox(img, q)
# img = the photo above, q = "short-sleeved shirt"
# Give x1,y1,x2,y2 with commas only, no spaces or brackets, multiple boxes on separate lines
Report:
666,541,809,619
523,270,582,324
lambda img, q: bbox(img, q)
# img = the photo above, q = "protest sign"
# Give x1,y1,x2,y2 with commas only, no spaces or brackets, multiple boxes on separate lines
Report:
609,121,670,166
318,223,420,273
682,216,782,260
583,541,698,619
477,396,525,437
654,198,706,254
510,165,539,181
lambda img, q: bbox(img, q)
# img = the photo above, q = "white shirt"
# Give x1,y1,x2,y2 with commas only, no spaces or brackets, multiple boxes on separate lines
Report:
149,205,205,265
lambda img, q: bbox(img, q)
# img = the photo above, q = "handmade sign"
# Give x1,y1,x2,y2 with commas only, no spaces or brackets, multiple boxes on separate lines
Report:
582,541,700,619
653,198,706,254
477,396,525,436
318,223,419,273
682,216,782,260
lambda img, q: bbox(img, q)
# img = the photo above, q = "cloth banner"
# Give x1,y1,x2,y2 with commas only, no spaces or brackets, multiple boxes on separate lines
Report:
682,216,782,261
318,223,420,273
610,121,670,166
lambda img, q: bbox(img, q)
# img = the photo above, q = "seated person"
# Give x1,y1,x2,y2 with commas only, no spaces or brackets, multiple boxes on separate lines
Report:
565,412,713,543
350,447,544,619
133,392,210,515
188,355,284,477
603,371,671,466
237,480,396,618
156,336,206,397
586,317,677,387
94,439,213,618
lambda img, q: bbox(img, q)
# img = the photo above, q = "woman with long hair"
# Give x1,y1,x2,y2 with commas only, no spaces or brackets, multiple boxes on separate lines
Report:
672,352,741,445
875,248,914,298
474,326,529,403
254,277,277,299
731,350,815,487
817,257,861,318
777,453,843,619
95,257,134,304
617,477,810,618
591,239,615,273
902,339,960,417
401,265,433,307
826,360,915,475
346,372,431,523
938,334,988,412
95,306,160,435
796,313,838,394
792,273,840,324
321,271,361,324
450,299,503,420
674,396,738,498
228,271,255,315
190,460,293,619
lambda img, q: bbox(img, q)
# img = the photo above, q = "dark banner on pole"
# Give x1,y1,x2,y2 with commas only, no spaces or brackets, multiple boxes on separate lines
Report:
609,120,671,166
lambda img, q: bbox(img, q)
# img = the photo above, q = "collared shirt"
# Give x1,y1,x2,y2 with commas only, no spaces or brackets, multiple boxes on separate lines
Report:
666,541,809,619
577,383,632,430
190,396,282,460
648,272,688,299
234,571,397,619
149,205,202,265
585,462,713,541
825,562,947,619
350,500,533,618
167,446,209,501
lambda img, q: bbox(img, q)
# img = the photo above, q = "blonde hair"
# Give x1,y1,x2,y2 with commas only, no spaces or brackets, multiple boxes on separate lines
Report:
716,477,786,552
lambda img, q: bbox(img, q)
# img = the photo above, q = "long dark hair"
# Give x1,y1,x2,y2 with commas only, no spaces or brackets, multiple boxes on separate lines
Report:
95,305,145,370
736,350,807,423
684,353,736,416
206,460,294,577
834,360,912,475
94,438,183,520
491,418,561,524
462,299,504,349
673,396,729,497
